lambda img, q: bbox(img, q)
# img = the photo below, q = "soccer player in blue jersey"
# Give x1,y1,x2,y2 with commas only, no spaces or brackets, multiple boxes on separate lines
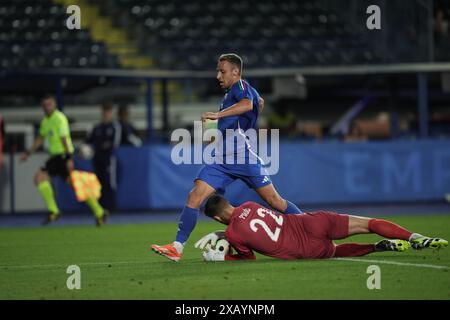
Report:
151,53,302,261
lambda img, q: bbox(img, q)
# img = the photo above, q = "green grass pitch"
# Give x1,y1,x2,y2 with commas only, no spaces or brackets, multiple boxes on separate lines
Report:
0,215,449,299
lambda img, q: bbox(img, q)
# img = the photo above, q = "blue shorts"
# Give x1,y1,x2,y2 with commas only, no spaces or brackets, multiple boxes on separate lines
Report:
195,163,272,194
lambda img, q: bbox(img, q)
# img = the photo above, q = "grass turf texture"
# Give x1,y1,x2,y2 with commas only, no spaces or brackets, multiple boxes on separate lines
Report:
0,215,449,300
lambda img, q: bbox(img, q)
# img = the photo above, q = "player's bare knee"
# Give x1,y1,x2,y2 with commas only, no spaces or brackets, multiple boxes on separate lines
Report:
34,170,48,185
348,216,371,234
360,218,370,232
186,188,204,208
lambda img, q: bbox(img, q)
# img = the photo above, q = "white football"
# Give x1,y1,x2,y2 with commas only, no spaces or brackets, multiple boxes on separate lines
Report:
214,239,230,255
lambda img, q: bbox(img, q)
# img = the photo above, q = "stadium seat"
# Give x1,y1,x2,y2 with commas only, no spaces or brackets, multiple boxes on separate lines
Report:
4,0,448,70
0,0,120,70
88,0,392,70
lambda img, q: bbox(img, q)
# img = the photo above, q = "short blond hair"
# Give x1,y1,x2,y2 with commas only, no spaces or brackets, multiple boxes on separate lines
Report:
219,53,243,74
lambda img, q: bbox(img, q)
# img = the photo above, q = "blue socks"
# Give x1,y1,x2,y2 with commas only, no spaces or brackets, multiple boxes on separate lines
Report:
284,200,302,214
175,206,199,244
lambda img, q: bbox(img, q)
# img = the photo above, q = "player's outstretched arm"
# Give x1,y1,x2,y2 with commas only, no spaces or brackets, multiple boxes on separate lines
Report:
218,98,253,118
201,99,253,121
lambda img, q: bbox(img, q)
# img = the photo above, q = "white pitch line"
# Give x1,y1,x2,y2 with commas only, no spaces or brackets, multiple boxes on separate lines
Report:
1,258,449,271
335,257,450,270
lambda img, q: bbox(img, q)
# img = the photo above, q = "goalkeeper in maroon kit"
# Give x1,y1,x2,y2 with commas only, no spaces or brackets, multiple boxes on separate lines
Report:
195,194,448,261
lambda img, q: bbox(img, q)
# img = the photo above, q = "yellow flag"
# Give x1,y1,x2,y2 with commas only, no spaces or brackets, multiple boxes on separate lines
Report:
70,170,102,202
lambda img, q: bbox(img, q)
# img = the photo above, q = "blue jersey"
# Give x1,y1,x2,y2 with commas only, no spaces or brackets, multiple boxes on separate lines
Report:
216,79,261,164
218,79,260,133
196,79,271,192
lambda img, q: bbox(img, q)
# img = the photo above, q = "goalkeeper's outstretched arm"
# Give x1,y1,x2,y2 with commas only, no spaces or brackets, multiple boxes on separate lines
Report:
224,244,256,261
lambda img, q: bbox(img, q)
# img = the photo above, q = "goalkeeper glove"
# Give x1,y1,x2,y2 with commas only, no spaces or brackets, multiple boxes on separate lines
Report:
202,248,226,262
194,230,225,250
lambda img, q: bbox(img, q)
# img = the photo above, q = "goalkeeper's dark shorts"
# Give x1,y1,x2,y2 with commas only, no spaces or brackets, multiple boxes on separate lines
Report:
299,211,350,259
41,154,71,180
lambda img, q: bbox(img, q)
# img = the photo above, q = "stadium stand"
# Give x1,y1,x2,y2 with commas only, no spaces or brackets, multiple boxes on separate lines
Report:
0,0,120,69
87,0,384,69
1,0,450,143
1,0,449,71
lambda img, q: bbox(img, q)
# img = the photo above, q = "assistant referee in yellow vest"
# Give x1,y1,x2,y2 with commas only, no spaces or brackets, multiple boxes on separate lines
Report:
20,95,107,226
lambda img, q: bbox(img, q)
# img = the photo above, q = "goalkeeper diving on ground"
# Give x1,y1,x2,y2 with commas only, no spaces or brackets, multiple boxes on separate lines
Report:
195,194,448,261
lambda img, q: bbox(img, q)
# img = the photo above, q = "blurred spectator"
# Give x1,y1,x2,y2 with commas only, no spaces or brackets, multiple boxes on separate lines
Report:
0,114,4,170
118,105,143,146
267,103,297,138
298,122,323,140
433,3,450,61
429,110,450,137
435,7,449,38
344,121,368,142
86,103,120,210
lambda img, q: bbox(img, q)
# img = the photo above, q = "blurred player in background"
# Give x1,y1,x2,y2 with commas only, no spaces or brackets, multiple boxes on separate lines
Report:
117,105,143,147
20,95,107,226
0,113,4,171
152,53,302,261
85,103,120,210
197,194,448,261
